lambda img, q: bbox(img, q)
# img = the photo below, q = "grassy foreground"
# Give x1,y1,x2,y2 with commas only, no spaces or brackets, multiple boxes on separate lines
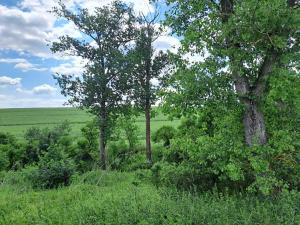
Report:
0,171,299,225
0,107,180,139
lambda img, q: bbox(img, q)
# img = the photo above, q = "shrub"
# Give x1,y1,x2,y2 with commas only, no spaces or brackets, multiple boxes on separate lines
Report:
152,111,300,195
108,140,132,170
21,142,40,165
0,133,23,170
32,147,75,189
0,149,9,171
74,121,99,172
151,161,216,191
152,125,176,147
115,115,139,150
24,121,71,152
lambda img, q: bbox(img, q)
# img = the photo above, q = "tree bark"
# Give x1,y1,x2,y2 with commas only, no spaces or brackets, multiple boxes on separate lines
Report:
145,104,152,164
233,66,268,147
99,105,107,170
99,123,106,170
243,100,267,146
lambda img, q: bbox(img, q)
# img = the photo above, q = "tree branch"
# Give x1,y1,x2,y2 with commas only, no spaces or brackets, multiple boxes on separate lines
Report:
252,52,278,97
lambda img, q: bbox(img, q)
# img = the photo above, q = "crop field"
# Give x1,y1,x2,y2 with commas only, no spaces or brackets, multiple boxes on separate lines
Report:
0,107,180,139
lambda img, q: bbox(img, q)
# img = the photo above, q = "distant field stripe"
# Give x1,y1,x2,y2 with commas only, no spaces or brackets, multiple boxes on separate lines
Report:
0,119,180,127
0,121,90,126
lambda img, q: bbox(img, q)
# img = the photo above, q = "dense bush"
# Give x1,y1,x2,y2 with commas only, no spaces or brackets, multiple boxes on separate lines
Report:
74,121,99,172
24,121,71,151
152,125,176,147
31,147,75,189
151,104,300,195
0,150,9,171
108,141,150,171
0,132,23,170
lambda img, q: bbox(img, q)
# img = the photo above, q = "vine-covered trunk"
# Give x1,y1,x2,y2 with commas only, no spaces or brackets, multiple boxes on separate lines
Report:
145,104,152,164
243,100,267,146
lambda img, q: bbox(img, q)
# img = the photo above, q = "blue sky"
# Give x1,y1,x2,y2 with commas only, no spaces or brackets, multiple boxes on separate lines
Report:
0,0,180,108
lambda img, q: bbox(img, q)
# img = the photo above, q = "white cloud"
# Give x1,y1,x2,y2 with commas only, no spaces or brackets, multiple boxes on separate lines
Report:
0,95,65,108
0,2,81,58
0,0,156,59
0,76,22,86
32,84,57,95
73,0,154,15
47,21,82,43
51,56,87,76
51,63,83,76
0,94,6,100
0,5,54,58
154,35,181,53
17,84,57,95
0,58,26,64
0,58,47,72
15,61,47,72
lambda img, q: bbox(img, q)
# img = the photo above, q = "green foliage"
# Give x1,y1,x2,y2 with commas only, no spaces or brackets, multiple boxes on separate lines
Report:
107,141,148,171
74,121,99,172
24,121,71,151
150,104,300,195
21,121,72,167
0,170,300,225
128,14,169,111
0,132,23,170
0,166,37,191
152,125,176,147
72,170,133,187
0,122,77,189
0,150,9,171
32,147,75,189
107,140,129,170
159,0,300,195
115,114,139,150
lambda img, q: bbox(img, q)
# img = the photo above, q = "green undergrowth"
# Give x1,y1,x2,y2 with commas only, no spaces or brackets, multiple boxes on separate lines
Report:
0,170,299,225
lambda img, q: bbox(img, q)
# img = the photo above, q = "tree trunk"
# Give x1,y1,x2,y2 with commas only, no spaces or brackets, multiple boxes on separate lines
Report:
99,108,107,170
243,100,267,146
145,105,152,164
99,124,106,170
233,69,268,147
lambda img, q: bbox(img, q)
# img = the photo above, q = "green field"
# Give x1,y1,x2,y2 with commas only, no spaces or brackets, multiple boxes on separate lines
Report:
0,107,180,139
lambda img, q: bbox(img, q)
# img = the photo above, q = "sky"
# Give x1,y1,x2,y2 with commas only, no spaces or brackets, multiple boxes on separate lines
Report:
0,0,181,108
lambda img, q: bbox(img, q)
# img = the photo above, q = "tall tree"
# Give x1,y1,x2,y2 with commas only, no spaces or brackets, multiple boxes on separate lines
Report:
51,1,136,169
129,12,169,164
164,0,300,146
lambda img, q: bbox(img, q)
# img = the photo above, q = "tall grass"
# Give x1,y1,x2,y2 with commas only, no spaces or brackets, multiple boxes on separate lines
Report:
0,170,299,225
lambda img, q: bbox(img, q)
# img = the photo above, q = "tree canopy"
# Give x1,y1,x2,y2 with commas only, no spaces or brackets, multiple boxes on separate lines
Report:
163,0,300,146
